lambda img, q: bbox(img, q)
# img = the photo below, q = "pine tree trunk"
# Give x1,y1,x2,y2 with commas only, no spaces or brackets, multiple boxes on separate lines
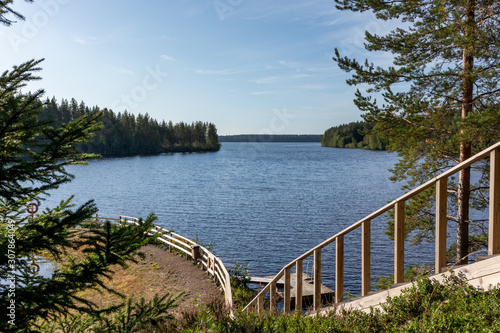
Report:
456,0,475,265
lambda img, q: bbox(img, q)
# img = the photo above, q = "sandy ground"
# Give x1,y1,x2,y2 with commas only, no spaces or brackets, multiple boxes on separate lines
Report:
70,244,224,315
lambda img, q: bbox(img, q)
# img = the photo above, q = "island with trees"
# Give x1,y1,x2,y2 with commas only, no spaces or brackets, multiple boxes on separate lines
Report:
39,98,221,156
321,121,386,150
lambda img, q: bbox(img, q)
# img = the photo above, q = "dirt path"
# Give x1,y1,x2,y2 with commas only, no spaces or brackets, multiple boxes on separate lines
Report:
74,244,224,314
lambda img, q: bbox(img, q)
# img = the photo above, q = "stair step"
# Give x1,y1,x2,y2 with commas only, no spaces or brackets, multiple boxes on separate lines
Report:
476,254,500,262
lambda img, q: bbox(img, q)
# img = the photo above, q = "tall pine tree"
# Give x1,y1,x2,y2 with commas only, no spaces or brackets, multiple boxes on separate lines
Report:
333,1,500,264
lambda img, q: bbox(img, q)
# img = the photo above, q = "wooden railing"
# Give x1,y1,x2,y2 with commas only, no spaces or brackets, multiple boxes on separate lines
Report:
243,141,500,314
85,214,233,310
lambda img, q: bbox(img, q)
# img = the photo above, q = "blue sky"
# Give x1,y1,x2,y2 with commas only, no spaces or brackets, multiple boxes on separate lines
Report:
0,0,391,135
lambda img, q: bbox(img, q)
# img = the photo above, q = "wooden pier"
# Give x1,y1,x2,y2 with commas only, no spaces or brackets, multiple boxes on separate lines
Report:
250,273,334,309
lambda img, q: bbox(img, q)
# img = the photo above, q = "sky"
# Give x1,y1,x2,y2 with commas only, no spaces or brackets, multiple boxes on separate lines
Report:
0,0,393,135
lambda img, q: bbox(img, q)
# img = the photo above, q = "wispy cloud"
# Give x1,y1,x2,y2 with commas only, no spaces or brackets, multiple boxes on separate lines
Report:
302,84,328,90
111,66,133,75
248,91,272,95
161,54,176,61
74,36,97,45
195,68,247,75
294,73,313,78
252,76,277,84
278,60,299,68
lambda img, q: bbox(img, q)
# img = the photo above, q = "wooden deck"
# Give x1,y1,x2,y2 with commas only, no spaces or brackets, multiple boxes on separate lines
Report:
250,273,335,309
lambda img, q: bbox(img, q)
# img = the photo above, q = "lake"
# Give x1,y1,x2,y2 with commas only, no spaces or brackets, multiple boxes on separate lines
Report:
45,142,436,295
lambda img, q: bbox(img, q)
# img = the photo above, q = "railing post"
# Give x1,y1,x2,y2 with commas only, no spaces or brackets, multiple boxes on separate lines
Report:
270,281,277,313
284,266,291,313
394,201,405,284
257,293,264,315
490,148,500,255
362,220,371,296
295,259,303,312
191,244,200,261
313,248,321,311
336,235,344,303
436,178,448,273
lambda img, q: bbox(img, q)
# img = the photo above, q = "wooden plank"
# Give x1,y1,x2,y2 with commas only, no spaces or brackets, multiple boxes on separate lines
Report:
490,148,500,255
336,235,344,303
295,259,303,312
436,178,448,273
394,201,405,284
314,248,322,311
284,266,291,312
362,220,371,296
270,280,277,312
258,293,264,315
249,277,284,284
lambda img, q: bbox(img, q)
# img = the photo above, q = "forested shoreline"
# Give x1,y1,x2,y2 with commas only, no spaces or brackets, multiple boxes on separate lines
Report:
220,134,321,142
321,121,386,150
39,98,221,156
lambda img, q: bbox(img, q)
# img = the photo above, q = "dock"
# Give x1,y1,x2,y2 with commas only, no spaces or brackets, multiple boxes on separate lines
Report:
249,273,334,308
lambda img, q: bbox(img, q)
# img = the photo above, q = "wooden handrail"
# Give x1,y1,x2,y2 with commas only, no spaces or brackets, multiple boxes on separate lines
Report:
85,215,233,313
243,140,500,314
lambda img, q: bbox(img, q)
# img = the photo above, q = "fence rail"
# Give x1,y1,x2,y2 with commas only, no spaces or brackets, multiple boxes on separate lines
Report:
243,140,500,314
83,214,233,311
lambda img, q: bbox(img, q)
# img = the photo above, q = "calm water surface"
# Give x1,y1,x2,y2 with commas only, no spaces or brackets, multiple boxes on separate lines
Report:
46,142,435,295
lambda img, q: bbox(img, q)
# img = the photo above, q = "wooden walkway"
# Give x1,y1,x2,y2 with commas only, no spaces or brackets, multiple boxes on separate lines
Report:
250,273,334,309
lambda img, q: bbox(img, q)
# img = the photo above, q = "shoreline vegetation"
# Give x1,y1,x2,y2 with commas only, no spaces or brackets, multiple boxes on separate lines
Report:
219,134,321,142
321,121,387,150
40,97,221,157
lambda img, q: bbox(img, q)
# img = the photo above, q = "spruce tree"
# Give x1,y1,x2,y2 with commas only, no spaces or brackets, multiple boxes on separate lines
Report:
0,4,159,331
333,1,500,263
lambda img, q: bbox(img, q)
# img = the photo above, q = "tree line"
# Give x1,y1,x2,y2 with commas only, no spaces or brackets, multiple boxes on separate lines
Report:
321,121,386,150
220,134,321,142
39,97,221,156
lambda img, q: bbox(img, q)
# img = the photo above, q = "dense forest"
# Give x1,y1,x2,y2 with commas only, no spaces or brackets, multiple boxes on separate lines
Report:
220,134,321,142
321,121,386,150
39,98,221,156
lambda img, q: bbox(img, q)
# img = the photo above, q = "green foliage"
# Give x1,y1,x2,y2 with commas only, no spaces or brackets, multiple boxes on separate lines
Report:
228,261,250,288
220,134,321,142
228,261,255,307
0,52,157,330
332,0,500,263
321,121,386,150
174,274,500,332
40,97,221,156
39,292,184,332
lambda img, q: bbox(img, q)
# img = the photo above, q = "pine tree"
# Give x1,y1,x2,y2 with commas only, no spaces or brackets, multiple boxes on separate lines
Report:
333,1,500,264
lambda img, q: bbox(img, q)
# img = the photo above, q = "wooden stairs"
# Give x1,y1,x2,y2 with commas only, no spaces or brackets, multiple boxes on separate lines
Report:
243,141,500,315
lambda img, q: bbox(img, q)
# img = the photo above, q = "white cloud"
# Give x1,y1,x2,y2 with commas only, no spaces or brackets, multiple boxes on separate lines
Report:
302,84,327,90
195,68,246,75
248,91,272,95
252,76,277,84
111,66,133,75
161,54,176,61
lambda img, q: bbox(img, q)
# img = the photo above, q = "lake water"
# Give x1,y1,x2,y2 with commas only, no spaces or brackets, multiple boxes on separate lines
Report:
45,142,436,295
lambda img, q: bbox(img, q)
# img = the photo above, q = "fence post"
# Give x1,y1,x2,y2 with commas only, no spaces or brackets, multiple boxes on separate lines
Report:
362,220,371,296
284,266,291,313
490,148,500,255
257,293,264,315
270,280,277,312
191,245,200,261
336,235,344,303
394,201,405,284
313,248,321,311
295,259,303,313
436,178,448,273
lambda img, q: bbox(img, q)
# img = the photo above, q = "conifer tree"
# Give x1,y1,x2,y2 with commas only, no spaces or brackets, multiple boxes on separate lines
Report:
333,1,500,263
0,4,159,331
